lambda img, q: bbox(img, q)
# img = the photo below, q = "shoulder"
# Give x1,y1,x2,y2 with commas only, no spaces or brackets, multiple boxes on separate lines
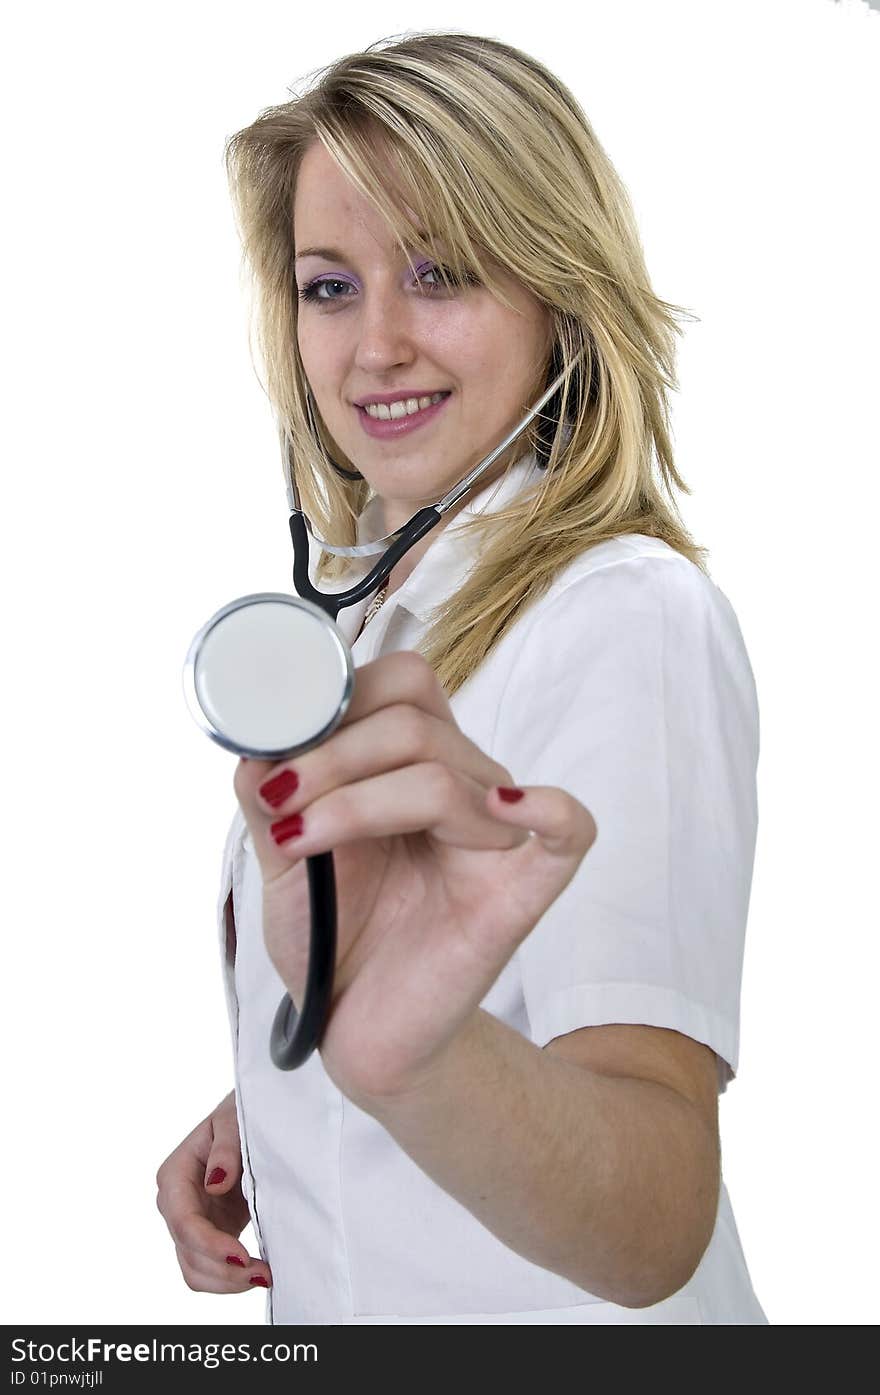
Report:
502,533,758,724
540,533,711,609
528,534,749,653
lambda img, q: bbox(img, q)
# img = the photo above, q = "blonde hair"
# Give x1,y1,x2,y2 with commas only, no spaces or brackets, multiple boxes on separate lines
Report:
225,30,708,696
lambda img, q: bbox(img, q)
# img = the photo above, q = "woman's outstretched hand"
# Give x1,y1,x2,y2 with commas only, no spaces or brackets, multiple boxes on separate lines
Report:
233,650,597,1107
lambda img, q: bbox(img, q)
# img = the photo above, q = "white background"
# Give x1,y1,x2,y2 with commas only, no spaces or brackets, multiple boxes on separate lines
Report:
2,0,877,1327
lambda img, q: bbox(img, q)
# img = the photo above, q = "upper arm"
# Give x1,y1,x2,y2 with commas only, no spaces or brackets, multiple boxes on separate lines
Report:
494,559,758,1095
543,1022,719,1139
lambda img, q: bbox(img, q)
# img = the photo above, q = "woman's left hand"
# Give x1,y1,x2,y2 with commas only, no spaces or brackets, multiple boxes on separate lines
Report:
233,650,597,1106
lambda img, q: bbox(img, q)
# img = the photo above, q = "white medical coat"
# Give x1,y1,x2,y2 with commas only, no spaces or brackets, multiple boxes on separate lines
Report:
215,452,768,1324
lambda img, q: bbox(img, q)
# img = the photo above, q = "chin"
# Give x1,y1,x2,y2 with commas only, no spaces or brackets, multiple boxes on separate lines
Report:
365,463,451,496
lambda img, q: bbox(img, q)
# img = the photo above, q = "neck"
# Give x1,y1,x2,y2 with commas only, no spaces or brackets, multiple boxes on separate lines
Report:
382,539,434,597
369,446,531,598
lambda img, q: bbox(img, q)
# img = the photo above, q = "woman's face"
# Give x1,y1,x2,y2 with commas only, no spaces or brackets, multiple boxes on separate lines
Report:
293,139,553,530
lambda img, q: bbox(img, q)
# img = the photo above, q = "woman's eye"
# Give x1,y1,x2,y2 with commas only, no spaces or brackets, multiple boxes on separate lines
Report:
417,264,443,288
298,278,352,304
417,263,477,291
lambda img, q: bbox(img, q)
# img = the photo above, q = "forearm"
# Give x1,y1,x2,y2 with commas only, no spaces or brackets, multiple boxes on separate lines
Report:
362,1009,719,1308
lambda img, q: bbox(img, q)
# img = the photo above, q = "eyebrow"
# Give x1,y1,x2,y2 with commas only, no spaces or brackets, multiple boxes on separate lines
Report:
294,246,349,262
294,239,438,264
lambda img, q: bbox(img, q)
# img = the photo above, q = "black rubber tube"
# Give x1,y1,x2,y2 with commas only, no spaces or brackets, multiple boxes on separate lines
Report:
269,851,337,1069
289,507,441,619
270,506,439,1070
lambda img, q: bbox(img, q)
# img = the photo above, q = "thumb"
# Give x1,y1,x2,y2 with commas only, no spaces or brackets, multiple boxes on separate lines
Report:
487,782,597,862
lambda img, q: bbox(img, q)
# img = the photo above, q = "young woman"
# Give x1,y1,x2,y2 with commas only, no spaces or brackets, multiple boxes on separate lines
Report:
156,31,766,1325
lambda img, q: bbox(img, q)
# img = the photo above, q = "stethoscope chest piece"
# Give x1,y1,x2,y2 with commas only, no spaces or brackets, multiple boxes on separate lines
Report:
183,592,354,761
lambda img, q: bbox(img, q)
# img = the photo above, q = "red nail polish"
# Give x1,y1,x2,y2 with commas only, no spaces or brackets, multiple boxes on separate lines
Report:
497,786,524,802
249,1275,269,1287
270,813,304,845
207,1167,226,1185
260,769,300,807
226,1255,246,1267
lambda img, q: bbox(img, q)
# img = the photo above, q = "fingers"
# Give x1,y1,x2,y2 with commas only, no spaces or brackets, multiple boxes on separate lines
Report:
173,1213,273,1295
233,650,515,873
235,650,453,801
246,702,510,819
254,761,533,861
160,1174,273,1294
230,648,597,887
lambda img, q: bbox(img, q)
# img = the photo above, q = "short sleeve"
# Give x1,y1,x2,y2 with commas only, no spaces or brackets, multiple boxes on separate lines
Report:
492,553,760,1094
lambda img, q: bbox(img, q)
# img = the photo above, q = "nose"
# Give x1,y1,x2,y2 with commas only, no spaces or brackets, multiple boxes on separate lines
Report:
353,282,417,376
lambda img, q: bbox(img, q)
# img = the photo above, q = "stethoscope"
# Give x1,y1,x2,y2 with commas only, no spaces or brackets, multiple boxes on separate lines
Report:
183,355,581,1070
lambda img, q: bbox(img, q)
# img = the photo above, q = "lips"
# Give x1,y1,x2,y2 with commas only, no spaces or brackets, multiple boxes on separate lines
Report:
356,390,452,440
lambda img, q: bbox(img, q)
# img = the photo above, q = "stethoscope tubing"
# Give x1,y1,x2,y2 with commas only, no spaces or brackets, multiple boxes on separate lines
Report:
288,505,442,620
269,851,337,1070
269,506,447,1069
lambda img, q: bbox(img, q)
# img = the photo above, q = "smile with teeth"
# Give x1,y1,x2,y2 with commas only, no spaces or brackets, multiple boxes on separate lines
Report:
363,392,449,420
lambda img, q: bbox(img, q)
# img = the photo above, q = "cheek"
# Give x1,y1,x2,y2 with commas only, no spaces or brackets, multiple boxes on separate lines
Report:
465,302,544,374
419,307,504,388
457,315,548,402
296,325,338,390
295,322,312,376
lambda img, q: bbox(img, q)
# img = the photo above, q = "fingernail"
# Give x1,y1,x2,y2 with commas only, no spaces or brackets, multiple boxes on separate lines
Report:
270,813,304,845
249,1275,270,1287
260,769,300,807
207,1167,226,1185
497,786,524,803
226,1255,246,1267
